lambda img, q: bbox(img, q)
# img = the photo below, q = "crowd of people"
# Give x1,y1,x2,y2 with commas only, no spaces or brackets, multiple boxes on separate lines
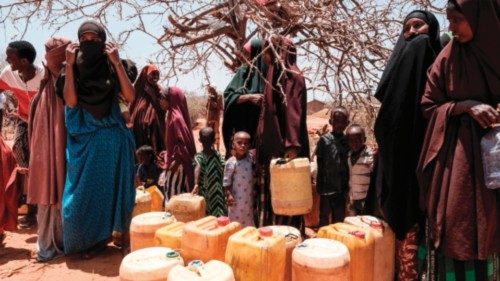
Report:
0,0,498,280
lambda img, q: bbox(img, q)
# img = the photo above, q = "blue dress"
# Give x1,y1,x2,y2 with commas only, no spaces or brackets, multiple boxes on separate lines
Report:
62,102,135,254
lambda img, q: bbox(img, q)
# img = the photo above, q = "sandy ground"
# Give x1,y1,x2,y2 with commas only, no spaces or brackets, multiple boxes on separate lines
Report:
0,115,328,281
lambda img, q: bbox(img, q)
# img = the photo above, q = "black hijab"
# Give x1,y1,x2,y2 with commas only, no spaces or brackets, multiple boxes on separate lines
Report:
74,20,118,119
368,10,441,239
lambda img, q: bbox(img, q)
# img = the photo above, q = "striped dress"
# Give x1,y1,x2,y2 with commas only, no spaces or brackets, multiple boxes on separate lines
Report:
194,151,226,217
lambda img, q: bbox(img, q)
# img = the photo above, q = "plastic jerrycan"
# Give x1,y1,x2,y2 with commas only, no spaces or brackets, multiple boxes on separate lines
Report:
130,212,176,252
145,185,165,211
132,187,152,218
181,216,241,263
270,158,313,215
292,238,351,281
166,193,206,222
167,260,235,281
317,223,375,281
225,227,286,281
268,225,302,281
155,221,186,251
119,248,184,281
344,216,396,281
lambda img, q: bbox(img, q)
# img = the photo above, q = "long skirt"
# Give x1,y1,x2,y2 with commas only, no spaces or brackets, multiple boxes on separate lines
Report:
36,204,64,261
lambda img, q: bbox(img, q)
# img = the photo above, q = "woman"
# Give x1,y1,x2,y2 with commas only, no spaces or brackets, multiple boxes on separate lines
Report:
0,134,17,245
130,64,165,153
222,39,267,156
255,37,309,228
27,37,70,261
370,10,441,280
417,0,500,278
160,87,196,198
61,20,135,258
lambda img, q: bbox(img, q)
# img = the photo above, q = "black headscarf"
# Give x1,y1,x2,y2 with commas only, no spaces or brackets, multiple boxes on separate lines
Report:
367,10,441,239
74,20,118,119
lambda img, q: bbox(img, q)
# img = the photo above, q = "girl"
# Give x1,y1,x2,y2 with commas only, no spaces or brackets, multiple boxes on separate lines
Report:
223,131,255,227
192,127,226,217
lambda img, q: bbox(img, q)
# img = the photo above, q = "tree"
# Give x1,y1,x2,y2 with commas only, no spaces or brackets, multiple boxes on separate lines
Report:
0,0,445,116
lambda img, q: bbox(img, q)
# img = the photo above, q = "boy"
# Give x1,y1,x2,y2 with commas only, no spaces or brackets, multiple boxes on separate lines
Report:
315,106,349,226
0,40,44,228
346,124,374,215
192,127,226,216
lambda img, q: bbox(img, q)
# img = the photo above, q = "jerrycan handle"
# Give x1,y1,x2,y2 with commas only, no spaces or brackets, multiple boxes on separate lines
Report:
285,233,299,242
275,158,290,165
360,216,384,230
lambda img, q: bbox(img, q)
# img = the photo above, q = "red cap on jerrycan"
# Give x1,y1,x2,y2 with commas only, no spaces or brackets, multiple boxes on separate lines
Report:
349,230,366,239
259,227,273,237
217,216,230,226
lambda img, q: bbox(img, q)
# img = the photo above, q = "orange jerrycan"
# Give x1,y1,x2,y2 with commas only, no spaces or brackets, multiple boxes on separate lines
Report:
130,212,176,252
270,158,313,215
292,238,351,281
145,185,165,211
119,248,184,281
268,225,302,281
344,216,395,281
304,161,320,227
167,260,235,281
155,221,186,251
181,216,241,263
317,223,375,281
167,193,206,222
132,187,152,218
225,227,286,281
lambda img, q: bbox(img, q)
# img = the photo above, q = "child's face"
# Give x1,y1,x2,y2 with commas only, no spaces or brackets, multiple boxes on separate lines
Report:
447,9,473,43
233,135,250,157
330,111,349,134
346,129,366,153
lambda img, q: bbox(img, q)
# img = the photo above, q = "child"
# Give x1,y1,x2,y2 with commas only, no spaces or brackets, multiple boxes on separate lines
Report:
135,145,160,188
223,131,255,227
346,124,374,215
206,85,223,151
192,127,226,217
315,106,349,226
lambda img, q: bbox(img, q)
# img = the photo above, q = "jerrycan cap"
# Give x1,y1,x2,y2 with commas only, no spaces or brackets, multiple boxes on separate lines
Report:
217,216,230,226
188,260,204,268
162,212,173,219
259,227,273,237
297,242,308,249
369,221,382,228
166,250,179,258
349,230,366,239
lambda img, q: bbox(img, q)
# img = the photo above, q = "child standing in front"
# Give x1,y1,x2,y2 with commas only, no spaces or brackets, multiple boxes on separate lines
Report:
192,127,226,217
346,124,374,215
223,131,255,227
315,106,350,226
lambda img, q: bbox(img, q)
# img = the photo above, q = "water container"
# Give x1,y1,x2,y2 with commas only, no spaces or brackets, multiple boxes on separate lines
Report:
268,226,302,281
292,238,351,281
304,161,320,227
155,221,186,251
119,247,184,281
181,216,241,263
130,212,176,251
145,185,165,211
225,227,286,281
167,193,206,222
317,223,375,281
344,216,395,281
167,260,235,281
132,188,152,218
270,158,313,215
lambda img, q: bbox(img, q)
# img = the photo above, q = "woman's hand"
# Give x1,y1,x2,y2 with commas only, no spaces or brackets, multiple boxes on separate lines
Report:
284,147,299,160
104,42,121,66
465,101,499,128
66,43,79,66
238,94,263,105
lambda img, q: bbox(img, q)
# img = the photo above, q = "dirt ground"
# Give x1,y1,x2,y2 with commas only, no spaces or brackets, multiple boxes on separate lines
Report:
0,114,329,281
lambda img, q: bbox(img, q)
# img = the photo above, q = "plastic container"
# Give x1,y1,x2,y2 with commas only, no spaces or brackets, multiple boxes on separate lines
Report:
119,247,184,281
344,216,395,281
167,260,235,281
270,158,313,215
181,216,241,263
268,226,302,281
145,185,165,211
132,188,152,218
292,238,351,281
317,223,375,281
225,227,286,281
155,221,186,251
130,212,176,252
167,193,206,222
